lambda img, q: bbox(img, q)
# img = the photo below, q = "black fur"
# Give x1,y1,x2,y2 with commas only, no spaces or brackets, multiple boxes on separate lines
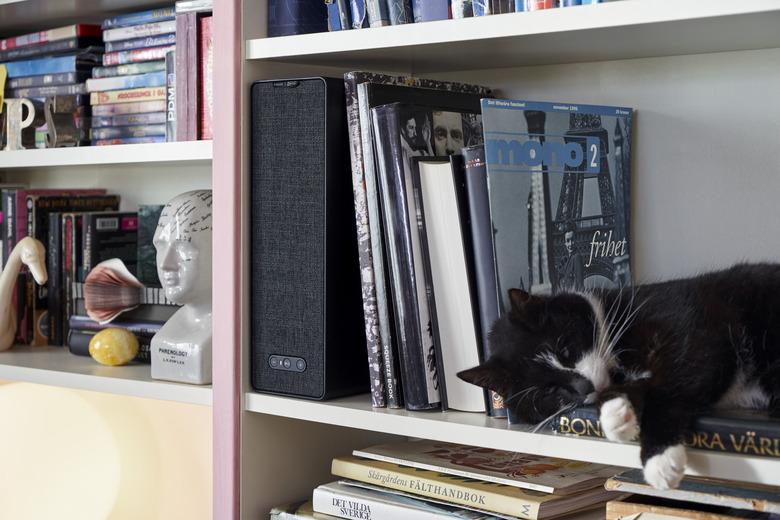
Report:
459,264,780,466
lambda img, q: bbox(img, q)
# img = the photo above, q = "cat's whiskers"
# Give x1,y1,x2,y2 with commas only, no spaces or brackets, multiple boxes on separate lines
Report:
531,402,578,433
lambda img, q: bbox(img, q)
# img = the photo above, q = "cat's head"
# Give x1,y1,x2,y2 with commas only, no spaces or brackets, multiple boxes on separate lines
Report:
458,288,613,425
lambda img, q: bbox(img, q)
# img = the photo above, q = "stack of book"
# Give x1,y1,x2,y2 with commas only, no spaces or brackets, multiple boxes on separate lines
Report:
605,469,780,519
86,7,175,145
343,71,633,418
0,24,103,147
270,440,623,519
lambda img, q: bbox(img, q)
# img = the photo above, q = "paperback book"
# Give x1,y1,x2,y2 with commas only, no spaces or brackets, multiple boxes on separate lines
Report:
481,99,633,312
101,7,176,29
0,37,102,62
86,71,167,92
104,33,176,53
102,45,176,66
353,440,621,495
90,86,167,105
7,71,89,90
91,100,167,116
102,20,177,42
91,112,167,127
2,49,103,78
90,124,166,139
92,61,166,79
0,25,101,51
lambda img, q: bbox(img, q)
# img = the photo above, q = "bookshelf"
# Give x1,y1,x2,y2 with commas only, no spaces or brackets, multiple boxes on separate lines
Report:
230,0,780,519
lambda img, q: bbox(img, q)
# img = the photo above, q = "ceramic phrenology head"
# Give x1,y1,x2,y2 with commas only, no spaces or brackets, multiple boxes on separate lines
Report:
154,190,213,306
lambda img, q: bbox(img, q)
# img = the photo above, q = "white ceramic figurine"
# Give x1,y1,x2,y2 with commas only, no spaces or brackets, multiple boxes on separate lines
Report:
151,190,213,385
0,237,47,351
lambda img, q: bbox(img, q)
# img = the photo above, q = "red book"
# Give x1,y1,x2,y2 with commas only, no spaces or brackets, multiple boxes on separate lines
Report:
525,0,556,9
198,15,213,140
0,24,101,51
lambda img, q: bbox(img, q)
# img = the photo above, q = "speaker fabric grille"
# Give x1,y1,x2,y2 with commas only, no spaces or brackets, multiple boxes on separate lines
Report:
252,79,326,397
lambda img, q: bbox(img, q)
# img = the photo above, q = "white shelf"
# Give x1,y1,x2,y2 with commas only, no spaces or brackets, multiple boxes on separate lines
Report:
246,0,780,72
0,346,212,406
245,392,780,486
0,141,212,170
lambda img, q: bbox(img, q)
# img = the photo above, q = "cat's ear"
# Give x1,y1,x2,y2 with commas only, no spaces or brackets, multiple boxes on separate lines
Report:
509,288,532,312
458,358,511,396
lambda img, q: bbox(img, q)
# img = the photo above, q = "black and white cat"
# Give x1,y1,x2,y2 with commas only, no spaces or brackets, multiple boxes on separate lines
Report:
458,263,780,490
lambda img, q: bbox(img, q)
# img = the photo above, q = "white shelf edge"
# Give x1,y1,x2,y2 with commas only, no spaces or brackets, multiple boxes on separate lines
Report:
0,140,213,169
245,392,780,486
0,347,212,406
246,0,780,70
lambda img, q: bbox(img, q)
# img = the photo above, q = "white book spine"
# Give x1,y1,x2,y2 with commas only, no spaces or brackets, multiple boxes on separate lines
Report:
313,485,448,520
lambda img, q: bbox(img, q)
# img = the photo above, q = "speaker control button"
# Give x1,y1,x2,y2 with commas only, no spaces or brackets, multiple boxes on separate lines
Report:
296,359,306,371
269,356,279,368
282,358,292,369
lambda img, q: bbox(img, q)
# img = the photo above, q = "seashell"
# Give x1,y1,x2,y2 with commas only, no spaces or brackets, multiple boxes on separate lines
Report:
84,258,145,324
89,328,139,366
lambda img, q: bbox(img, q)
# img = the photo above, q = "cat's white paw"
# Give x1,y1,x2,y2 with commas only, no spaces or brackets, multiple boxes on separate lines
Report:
600,396,639,442
643,444,687,490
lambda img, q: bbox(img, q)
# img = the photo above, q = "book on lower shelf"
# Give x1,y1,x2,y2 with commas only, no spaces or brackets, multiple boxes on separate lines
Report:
606,496,779,520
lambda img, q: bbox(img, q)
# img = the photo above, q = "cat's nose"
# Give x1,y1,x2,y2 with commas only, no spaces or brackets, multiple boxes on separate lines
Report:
571,377,595,397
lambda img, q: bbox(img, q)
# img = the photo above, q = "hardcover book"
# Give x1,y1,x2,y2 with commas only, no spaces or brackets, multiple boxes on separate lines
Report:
331,456,619,519
68,329,152,362
86,71,167,92
371,102,483,411
165,50,176,141
102,7,176,29
481,99,633,312
270,500,337,519
198,15,213,139
102,45,176,66
82,211,139,278
104,33,176,53
545,405,780,459
267,0,328,37
0,37,103,62
175,11,198,141
313,481,502,519
2,49,103,78
102,20,177,42
89,86,167,105
0,25,101,51
606,497,776,520
343,71,491,409
462,145,504,417
606,469,780,514
411,0,450,22
92,61,166,79
411,156,485,412
354,441,621,495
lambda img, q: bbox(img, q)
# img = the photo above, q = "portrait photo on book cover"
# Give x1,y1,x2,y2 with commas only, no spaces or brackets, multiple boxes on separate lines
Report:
398,106,483,160
483,104,632,312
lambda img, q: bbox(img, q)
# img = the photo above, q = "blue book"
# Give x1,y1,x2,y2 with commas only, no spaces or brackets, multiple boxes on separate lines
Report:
2,51,101,78
387,0,413,25
473,0,491,15
327,2,344,30
411,0,448,22
101,7,176,29
561,0,582,5
515,0,526,10
366,0,390,26
267,0,328,37
350,0,369,27
86,71,167,93
104,33,176,53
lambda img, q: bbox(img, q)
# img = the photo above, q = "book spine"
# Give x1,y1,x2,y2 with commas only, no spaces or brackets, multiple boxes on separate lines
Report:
102,45,176,66
86,71,167,92
175,0,214,14
387,0,413,25
68,330,152,363
326,2,344,31
91,100,167,116
91,124,166,139
62,214,76,343
101,7,176,29
3,55,87,78
344,74,388,408
561,0,582,5
411,0,449,22
0,37,95,62
102,20,177,42
331,458,541,519
10,83,87,98
336,0,351,30
451,0,475,18
92,60,167,79
198,15,213,140
175,12,197,141
90,86,167,105
366,0,390,27
47,213,63,345
105,33,175,53
0,25,99,51
463,145,505,417
524,0,556,9
473,0,491,15
551,407,780,459
313,486,443,520
7,71,88,90
69,315,164,336
372,105,440,411
2,189,15,268
267,0,328,37
91,136,166,145
26,196,44,345
92,112,167,128
83,214,95,277
165,50,176,141
350,0,369,28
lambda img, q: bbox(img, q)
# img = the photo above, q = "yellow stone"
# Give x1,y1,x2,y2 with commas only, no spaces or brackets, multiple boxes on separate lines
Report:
89,328,139,366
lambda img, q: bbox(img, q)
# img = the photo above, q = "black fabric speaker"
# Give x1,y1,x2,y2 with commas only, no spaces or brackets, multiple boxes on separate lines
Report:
250,77,368,400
